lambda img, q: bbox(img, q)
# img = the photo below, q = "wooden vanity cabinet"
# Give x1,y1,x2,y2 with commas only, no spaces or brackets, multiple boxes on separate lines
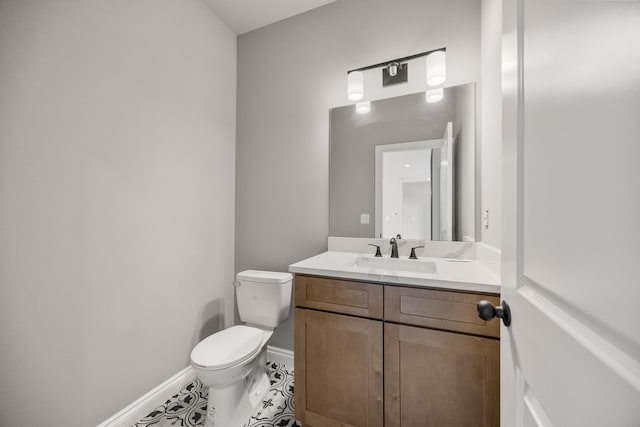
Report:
294,274,499,427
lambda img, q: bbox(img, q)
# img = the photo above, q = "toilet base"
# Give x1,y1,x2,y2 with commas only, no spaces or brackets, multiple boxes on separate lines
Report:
203,357,271,427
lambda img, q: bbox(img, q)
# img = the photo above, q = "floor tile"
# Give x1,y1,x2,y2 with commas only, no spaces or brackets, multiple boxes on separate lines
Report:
133,362,300,427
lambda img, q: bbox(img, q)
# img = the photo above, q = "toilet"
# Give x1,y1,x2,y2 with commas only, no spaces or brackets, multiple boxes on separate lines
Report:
190,270,293,427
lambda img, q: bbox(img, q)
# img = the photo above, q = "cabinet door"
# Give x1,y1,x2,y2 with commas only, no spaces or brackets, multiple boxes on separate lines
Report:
385,323,499,427
295,308,383,427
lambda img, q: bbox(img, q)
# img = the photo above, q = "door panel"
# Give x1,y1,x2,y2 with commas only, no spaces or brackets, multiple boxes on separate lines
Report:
501,0,640,425
522,0,640,360
512,284,639,425
520,376,553,427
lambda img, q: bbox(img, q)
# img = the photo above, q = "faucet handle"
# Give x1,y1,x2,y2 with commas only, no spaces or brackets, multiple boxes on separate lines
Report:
409,246,425,259
368,244,383,257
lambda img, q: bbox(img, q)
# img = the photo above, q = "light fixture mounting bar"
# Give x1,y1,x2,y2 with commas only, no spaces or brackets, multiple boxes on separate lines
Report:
347,47,446,74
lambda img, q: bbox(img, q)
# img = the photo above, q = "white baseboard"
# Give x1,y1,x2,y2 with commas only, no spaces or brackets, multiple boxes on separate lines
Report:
267,345,294,370
96,366,195,427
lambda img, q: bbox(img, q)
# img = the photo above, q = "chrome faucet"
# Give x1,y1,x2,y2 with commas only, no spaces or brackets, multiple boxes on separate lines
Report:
390,237,399,258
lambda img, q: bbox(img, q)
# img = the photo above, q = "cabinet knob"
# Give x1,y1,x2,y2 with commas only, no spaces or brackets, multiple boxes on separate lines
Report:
477,300,511,327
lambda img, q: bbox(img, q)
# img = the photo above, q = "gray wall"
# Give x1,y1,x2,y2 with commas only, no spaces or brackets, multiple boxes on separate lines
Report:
236,0,481,350
0,1,236,425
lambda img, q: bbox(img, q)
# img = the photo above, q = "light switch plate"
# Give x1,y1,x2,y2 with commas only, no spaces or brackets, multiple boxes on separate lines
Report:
360,214,370,224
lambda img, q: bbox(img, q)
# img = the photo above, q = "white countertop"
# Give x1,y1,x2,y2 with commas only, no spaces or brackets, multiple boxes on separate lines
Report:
289,251,500,294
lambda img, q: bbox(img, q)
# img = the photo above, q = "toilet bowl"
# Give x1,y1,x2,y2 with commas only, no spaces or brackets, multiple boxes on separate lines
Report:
190,270,292,427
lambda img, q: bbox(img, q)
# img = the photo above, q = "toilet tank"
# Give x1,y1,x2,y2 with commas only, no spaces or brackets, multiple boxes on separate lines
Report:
236,270,292,328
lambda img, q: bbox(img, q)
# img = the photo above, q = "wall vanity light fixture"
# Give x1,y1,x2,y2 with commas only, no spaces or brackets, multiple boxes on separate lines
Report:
426,50,446,86
347,70,364,101
347,47,446,110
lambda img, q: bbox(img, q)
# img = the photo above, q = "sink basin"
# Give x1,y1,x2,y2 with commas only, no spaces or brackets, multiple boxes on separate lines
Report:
349,256,437,274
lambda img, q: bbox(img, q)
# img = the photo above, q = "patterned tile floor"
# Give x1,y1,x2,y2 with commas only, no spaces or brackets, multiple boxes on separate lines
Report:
133,362,300,427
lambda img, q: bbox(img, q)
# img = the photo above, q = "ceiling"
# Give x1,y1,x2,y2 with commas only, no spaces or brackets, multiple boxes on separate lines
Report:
201,0,337,35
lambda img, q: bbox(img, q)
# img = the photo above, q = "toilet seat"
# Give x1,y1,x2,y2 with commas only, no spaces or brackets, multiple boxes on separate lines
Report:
191,325,264,371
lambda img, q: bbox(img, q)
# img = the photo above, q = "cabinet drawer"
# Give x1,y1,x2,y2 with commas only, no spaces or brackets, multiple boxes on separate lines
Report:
295,275,384,319
384,286,500,338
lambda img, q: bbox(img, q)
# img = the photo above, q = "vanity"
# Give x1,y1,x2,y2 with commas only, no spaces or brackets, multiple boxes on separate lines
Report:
297,79,500,425
290,250,500,427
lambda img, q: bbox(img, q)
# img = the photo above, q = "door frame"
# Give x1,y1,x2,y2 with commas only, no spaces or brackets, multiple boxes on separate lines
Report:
500,0,523,422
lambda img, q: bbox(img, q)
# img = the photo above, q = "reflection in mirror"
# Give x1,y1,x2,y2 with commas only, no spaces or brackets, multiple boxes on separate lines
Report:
329,83,477,242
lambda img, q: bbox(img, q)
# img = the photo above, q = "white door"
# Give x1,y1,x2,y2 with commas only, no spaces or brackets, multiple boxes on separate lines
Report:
500,0,640,426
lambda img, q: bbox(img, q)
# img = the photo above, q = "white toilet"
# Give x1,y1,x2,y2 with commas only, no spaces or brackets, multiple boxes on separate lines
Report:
190,270,293,427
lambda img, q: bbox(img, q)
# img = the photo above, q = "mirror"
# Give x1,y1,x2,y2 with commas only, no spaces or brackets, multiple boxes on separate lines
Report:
329,83,477,241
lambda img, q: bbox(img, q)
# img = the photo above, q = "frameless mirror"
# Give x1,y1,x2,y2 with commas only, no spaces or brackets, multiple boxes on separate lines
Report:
329,83,477,241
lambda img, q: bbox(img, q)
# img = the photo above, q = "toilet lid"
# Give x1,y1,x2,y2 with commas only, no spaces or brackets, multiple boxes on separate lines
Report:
190,325,264,370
